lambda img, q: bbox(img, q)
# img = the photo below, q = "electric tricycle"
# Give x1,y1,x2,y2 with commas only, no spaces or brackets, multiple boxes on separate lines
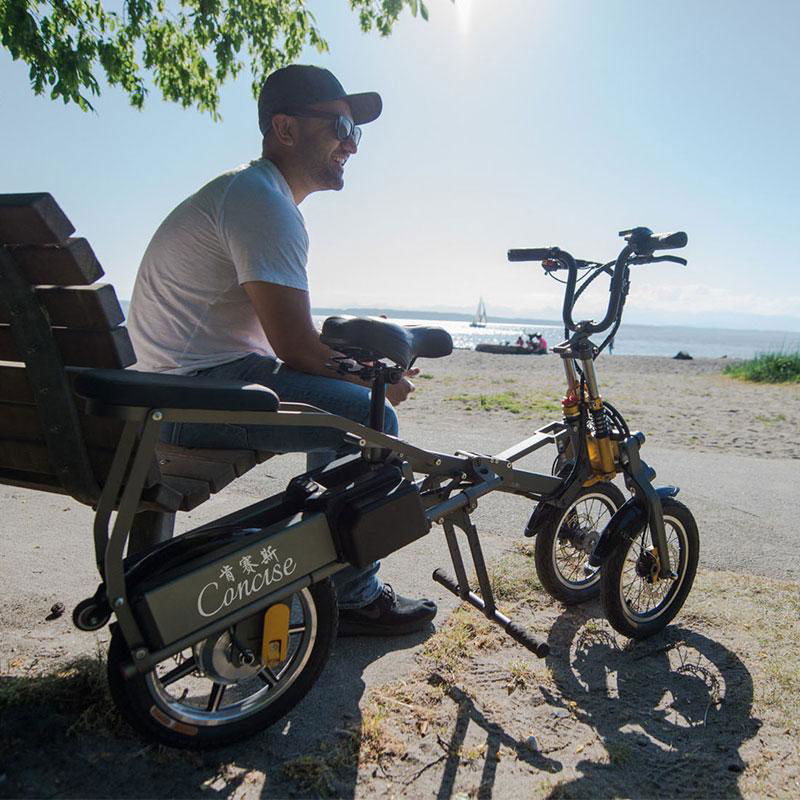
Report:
72,225,698,748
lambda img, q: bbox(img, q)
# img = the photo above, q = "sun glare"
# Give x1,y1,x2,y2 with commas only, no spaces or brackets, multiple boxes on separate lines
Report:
456,0,474,35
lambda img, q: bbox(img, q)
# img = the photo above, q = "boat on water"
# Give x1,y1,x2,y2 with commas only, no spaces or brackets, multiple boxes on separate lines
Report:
476,331,549,355
470,297,487,328
475,343,545,355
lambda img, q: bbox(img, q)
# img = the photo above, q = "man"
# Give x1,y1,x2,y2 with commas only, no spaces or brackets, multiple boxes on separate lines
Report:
128,65,436,636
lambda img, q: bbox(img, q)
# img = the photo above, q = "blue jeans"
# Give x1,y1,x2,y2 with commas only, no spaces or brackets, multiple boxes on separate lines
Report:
167,354,398,609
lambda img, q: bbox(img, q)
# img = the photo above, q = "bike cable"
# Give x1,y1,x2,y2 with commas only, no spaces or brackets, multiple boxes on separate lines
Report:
603,400,630,438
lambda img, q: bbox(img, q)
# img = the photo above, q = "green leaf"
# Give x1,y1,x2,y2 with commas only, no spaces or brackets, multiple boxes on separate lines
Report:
1,0,432,116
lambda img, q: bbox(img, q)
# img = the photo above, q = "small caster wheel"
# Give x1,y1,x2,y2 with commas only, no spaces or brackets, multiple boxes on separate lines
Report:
73,596,111,631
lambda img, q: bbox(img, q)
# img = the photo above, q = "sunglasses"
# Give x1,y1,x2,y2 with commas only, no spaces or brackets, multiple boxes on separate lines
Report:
281,109,362,146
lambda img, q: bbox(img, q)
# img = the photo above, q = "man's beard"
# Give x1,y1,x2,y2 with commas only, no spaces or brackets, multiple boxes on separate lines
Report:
310,155,344,191
314,162,344,192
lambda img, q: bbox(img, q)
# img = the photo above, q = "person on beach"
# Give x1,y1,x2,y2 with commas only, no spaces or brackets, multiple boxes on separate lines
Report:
127,65,436,637
537,333,548,353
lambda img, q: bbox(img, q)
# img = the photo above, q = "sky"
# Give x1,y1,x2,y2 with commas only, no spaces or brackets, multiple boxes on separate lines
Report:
3,0,800,331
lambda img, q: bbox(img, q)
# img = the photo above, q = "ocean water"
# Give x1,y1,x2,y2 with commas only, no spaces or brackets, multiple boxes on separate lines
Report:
313,316,800,360
118,302,796,360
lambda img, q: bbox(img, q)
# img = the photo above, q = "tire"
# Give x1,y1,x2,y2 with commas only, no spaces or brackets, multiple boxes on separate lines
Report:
600,497,699,639
107,579,337,749
533,482,626,605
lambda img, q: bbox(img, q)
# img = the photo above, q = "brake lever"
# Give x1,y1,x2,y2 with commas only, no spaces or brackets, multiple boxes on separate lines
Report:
630,255,687,266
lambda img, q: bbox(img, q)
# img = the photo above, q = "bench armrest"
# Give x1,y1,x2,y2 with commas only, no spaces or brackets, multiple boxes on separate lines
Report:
72,368,280,413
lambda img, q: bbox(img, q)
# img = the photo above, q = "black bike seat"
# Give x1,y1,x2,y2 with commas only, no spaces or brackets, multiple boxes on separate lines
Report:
320,316,452,369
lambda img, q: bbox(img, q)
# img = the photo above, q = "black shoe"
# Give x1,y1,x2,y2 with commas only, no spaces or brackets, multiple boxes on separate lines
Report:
337,584,437,637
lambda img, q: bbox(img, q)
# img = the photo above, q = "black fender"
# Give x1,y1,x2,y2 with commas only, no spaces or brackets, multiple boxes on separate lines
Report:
588,486,679,567
524,501,553,537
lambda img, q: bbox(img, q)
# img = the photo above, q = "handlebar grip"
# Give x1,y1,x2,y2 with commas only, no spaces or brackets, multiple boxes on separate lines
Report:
650,231,688,250
507,248,554,262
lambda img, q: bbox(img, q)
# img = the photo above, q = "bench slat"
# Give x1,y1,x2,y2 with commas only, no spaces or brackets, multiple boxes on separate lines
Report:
156,442,257,478
155,446,236,494
0,361,37,403
0,325,136,368
0,467,184,514
0,402,124,446
0,363,89,404
0,193,75,245
5,239,104,286
0,440,159,488
0,284,123,330
159,475,213,511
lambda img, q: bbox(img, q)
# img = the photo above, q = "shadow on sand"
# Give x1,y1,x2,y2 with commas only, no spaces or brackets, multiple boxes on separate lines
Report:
0,603,762,799
0,629,427,799
539,604,760,799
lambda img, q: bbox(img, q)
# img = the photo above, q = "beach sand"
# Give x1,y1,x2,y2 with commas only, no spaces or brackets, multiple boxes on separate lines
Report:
1,352,798,798
400,350,799,461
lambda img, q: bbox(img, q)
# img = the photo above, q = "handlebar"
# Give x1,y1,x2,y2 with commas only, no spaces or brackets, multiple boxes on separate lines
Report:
507,228,687,335
619,226,687,253
507,248,556,262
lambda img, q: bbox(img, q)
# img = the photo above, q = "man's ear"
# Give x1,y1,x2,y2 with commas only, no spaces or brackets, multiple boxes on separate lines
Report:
270,113,296,147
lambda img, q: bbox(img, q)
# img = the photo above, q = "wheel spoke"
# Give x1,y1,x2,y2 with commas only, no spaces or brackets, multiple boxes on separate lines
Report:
258,667,279,687
207,683,226,712
288,625,306,636
160,656,199,687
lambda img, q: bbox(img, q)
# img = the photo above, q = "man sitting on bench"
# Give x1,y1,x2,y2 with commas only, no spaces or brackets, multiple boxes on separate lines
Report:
127,65,436,637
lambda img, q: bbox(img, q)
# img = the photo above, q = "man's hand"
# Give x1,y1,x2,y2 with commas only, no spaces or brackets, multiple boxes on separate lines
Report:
386,368,420,406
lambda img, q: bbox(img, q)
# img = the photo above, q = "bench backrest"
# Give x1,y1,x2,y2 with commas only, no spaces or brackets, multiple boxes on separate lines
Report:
0,193,273,513
0,193,135,506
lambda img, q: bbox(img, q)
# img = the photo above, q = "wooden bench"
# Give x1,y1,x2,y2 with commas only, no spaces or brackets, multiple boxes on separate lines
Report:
0,192,272,552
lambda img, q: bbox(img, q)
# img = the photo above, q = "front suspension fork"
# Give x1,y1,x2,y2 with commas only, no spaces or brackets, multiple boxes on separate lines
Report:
618,434,674,578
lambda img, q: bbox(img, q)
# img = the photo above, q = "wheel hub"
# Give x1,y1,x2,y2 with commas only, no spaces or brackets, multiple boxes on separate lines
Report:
194,630,263,685
562,522,600,555
635,548,661,584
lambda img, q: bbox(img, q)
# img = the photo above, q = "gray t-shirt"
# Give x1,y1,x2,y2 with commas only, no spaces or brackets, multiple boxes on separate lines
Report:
128,159,308,374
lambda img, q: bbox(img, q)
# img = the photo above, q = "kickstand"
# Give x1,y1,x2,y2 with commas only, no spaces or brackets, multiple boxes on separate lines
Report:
433,510,550,658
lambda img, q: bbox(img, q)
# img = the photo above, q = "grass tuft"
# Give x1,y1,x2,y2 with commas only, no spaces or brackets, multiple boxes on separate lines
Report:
444,391,560,415
724,350,800,383
281,755,336,796
420,606,503,676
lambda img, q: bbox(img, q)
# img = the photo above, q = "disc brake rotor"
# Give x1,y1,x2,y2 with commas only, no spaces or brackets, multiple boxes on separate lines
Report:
194,630,263,685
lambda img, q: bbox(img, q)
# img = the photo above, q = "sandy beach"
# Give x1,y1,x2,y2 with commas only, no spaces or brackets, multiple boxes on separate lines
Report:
1,351,799,798
400,350,800,461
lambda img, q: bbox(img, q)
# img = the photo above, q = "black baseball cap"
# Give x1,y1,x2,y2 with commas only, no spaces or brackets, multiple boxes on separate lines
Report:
258,65,382,134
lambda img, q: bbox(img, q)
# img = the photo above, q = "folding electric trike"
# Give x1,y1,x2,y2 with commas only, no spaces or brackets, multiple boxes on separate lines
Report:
71,225,698,748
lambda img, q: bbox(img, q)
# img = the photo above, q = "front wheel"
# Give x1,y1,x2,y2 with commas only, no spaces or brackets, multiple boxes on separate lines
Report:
533,482,626,605
107,579,337,749
600,497,699,639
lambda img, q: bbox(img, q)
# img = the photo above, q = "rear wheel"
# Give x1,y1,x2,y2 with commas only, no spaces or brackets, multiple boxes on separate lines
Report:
107,579,337,749
533,483,626,605
600,497,699,639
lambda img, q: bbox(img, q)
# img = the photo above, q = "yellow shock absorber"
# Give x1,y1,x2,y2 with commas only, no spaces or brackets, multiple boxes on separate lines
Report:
582,397,619,484
597,436,616,474
262,603,291,668
585,434,603,473
561,391,581,422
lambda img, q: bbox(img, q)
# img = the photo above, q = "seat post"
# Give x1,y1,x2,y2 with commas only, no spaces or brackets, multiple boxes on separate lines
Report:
368,368,387,431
